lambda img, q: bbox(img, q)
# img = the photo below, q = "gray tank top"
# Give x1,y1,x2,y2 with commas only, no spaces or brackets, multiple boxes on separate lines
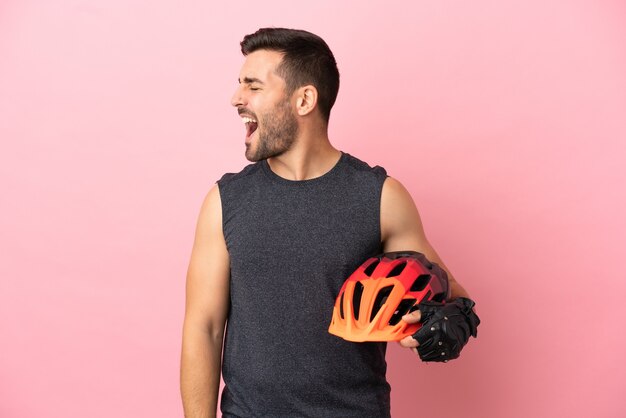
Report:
217,151,391,418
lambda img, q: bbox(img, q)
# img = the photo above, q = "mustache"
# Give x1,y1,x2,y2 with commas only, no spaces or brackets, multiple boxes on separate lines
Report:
237,107,257,119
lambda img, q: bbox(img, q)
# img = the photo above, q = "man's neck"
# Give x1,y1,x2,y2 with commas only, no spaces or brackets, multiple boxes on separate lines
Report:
266,135,341,181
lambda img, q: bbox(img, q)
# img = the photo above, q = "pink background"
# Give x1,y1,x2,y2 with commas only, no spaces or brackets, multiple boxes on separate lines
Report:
1,1,625,417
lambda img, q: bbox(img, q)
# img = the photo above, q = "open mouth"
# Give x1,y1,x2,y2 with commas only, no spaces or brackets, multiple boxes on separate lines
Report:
242,116,258,141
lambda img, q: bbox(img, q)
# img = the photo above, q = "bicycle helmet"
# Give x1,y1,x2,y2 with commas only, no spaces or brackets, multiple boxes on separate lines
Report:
328,251,450,342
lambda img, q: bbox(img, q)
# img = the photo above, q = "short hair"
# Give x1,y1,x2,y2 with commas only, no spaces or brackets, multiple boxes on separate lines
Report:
240,27,340,123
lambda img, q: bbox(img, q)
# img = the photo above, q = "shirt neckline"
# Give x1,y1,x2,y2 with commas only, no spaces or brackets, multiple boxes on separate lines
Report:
261,151,346,186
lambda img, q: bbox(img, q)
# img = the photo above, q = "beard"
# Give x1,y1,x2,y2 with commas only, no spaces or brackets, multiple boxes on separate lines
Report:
245,98,298,162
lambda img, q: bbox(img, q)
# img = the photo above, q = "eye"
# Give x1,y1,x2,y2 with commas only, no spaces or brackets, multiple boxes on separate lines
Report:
250,87,260,91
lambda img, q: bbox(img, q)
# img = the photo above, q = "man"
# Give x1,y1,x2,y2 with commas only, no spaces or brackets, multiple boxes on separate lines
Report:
180,28,479,418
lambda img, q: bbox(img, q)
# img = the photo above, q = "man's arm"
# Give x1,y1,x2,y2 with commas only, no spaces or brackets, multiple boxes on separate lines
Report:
380,176,481,357
180,185,230,418
380,176,470,300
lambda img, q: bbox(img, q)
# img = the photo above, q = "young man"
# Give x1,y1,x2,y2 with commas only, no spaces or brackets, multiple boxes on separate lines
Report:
180,28,479,418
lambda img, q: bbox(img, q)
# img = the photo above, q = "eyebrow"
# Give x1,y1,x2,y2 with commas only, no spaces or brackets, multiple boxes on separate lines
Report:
239,77,265,85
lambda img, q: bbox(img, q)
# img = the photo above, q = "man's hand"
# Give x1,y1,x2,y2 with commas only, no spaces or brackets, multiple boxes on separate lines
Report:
398,297,480,362
398,309,423,355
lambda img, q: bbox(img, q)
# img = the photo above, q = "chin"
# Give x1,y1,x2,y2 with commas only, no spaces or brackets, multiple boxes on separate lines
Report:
244,147,261,162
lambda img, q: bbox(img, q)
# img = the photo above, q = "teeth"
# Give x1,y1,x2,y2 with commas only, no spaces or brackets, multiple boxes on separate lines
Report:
241,116,257,124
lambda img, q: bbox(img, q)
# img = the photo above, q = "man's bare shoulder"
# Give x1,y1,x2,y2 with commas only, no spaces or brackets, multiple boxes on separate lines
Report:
380,176,419,223
197,184,222,228
380,176,429,252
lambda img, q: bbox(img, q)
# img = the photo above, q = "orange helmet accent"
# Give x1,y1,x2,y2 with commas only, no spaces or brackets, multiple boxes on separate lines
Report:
328,251,450,342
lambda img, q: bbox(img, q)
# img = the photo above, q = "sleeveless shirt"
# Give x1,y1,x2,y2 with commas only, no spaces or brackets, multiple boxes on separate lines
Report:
216,151,391,418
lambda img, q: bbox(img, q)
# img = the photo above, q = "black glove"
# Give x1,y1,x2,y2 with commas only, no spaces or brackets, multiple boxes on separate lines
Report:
410,297,480,362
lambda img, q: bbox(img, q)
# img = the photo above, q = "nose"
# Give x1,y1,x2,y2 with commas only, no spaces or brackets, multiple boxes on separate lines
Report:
230,85,246,108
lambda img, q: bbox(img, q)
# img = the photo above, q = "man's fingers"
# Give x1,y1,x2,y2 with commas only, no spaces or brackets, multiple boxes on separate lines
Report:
401,310,422,324
399,335,419,348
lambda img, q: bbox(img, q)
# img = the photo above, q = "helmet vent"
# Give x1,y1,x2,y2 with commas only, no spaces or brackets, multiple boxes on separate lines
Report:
353,282,364,320
410,274,432,292
387,261,407,277
370,285,394,322
432,291,446,303
388,298,417,325
363,259,380,276
339,292,345,319
409,290,433,314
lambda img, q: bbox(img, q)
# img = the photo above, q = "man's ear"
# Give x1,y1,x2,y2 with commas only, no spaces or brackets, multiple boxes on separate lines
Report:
295,85,318,116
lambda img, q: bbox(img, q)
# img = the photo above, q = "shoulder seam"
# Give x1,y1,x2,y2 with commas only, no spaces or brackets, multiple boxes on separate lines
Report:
217,162,262,185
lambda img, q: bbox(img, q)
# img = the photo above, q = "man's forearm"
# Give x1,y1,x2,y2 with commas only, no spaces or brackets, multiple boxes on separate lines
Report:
447,274,478,315
180,327,224,418
449,278,471,300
